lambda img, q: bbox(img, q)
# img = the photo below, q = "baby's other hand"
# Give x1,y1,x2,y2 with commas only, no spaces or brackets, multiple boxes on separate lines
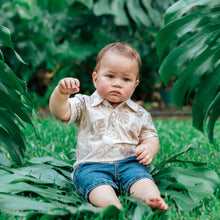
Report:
58,78,80,95
135,144,154,165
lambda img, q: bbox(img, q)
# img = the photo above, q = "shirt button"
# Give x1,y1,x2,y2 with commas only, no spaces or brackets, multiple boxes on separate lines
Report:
103,101,108,106
112,112,116,117
109,127,113,131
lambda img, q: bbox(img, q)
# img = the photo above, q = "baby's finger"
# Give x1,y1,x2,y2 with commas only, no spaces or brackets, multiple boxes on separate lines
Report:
74,79,80,88
65,79,72,88
59,79,66,89
139,157,152,165
137,151,148,161
69,79,79,90
135,145,143,156
69,79,75,89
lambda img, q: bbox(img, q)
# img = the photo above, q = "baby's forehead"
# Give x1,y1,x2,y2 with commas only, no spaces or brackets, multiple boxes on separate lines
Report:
101,51,139,77
102,51,137,66
103,50,138,63
105,49,132,57
94,45,141,75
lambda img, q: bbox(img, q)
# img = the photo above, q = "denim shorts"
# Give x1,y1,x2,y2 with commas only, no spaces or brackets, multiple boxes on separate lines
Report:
73,156,153,201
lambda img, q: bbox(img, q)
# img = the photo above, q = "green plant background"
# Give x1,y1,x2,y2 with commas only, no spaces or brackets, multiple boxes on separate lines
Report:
0,0,176,108
0,0,220,218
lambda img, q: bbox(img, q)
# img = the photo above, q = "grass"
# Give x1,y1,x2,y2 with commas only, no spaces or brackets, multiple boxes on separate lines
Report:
154,118,220,172
25,116,220,172
1,116,220,219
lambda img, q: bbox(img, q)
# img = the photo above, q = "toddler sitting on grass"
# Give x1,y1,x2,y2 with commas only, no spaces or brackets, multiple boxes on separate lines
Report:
49,42,168,210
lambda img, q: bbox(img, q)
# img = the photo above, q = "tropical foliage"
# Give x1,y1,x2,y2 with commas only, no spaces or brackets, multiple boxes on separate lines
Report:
0,25,35,164
0,0,177,107
0,0,220,219
155,0,220,143
0,118,219,218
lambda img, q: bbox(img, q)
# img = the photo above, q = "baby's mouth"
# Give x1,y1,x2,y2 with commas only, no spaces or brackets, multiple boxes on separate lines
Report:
110,90,121,95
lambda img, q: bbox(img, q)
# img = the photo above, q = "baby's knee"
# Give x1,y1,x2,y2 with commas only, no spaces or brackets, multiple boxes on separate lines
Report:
88,185,122,209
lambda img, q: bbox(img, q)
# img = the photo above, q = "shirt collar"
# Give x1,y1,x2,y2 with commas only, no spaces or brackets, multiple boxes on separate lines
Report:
126,98,139,112
91,90,104,106
91,90,138,112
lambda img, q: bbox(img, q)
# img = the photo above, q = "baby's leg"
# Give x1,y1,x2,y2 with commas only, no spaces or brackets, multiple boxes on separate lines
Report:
89,185,122,210
130,178,168,210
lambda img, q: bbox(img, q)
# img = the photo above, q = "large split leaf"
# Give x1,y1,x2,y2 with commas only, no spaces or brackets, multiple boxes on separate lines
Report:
0,194,69,216
155,166,220,211
0,192,103,217
0,25,26,63
111,0,129,26
28,156,72,168
70,0,168,28
153,146,220,211
0,156,102,217
10,164,71,187
93,0,113,16
0,182,81,204
127,0,151,27
155,0,220,143
0,25,36,164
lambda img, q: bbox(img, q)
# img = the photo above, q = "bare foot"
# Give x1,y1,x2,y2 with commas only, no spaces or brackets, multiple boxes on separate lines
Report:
147,197,168,211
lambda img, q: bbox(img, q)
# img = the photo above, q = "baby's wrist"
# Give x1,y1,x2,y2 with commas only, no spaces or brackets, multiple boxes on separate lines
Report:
57,86,70,96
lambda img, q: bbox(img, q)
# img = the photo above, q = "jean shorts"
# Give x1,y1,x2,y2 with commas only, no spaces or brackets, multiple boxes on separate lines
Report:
73,156,153,201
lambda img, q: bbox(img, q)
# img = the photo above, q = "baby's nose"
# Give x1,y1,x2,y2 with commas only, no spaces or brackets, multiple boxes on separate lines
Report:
112,79,122,87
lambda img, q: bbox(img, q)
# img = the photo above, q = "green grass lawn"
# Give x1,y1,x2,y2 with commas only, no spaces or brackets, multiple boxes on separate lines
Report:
1,116,220,219
25,116,220,173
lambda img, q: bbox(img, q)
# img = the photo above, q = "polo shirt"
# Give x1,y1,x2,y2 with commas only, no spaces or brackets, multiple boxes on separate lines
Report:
67,90,158,168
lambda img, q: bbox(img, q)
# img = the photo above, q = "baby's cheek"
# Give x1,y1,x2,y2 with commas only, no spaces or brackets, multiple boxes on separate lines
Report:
123,88,135,100
96,84,108,98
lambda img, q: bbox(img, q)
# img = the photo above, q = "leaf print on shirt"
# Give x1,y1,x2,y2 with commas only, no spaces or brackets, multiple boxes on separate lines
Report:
119,143,136,158
135,106,145,118
106,109,130,139
95,144,117,161
91,118,105,139
128,123,139,142
78,106,87,132
117,109,130,124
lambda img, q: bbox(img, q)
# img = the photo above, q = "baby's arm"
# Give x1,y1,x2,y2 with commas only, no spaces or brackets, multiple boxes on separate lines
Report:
135,136,159,165
49,77,80,121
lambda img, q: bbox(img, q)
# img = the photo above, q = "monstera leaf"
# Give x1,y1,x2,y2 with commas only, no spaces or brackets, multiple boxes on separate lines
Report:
155,0,220,143
75,0,171,28
152,145,220,211
0,26,35,164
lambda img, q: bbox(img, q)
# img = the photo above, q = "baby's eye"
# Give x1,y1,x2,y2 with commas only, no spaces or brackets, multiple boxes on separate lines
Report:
107,75,114,78
124,78,131,81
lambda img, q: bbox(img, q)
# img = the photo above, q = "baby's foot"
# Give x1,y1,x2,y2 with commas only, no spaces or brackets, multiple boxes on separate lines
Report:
147,197,168,210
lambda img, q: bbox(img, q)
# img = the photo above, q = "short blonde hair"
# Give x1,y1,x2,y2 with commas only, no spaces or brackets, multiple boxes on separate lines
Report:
94,42,141,78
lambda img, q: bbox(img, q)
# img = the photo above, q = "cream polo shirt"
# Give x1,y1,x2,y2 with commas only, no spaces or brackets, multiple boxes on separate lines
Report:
67,90,158,168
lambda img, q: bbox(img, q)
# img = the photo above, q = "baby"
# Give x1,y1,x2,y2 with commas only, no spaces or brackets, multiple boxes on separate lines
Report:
49,42,168,210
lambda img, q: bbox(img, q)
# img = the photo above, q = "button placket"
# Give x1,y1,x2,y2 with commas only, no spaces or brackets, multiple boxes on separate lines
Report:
107,111,117,133
111,112,116,117
103,100,109,107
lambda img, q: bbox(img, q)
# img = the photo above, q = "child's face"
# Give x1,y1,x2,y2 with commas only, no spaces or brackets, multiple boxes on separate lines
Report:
92,51,139,108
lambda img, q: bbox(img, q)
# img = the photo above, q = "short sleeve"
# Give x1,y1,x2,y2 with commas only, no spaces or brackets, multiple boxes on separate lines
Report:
65,94,84,124
139,111,158,142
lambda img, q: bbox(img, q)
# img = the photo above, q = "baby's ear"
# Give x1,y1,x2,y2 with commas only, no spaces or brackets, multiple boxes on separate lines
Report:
92,72,98,88
135,80,139,88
